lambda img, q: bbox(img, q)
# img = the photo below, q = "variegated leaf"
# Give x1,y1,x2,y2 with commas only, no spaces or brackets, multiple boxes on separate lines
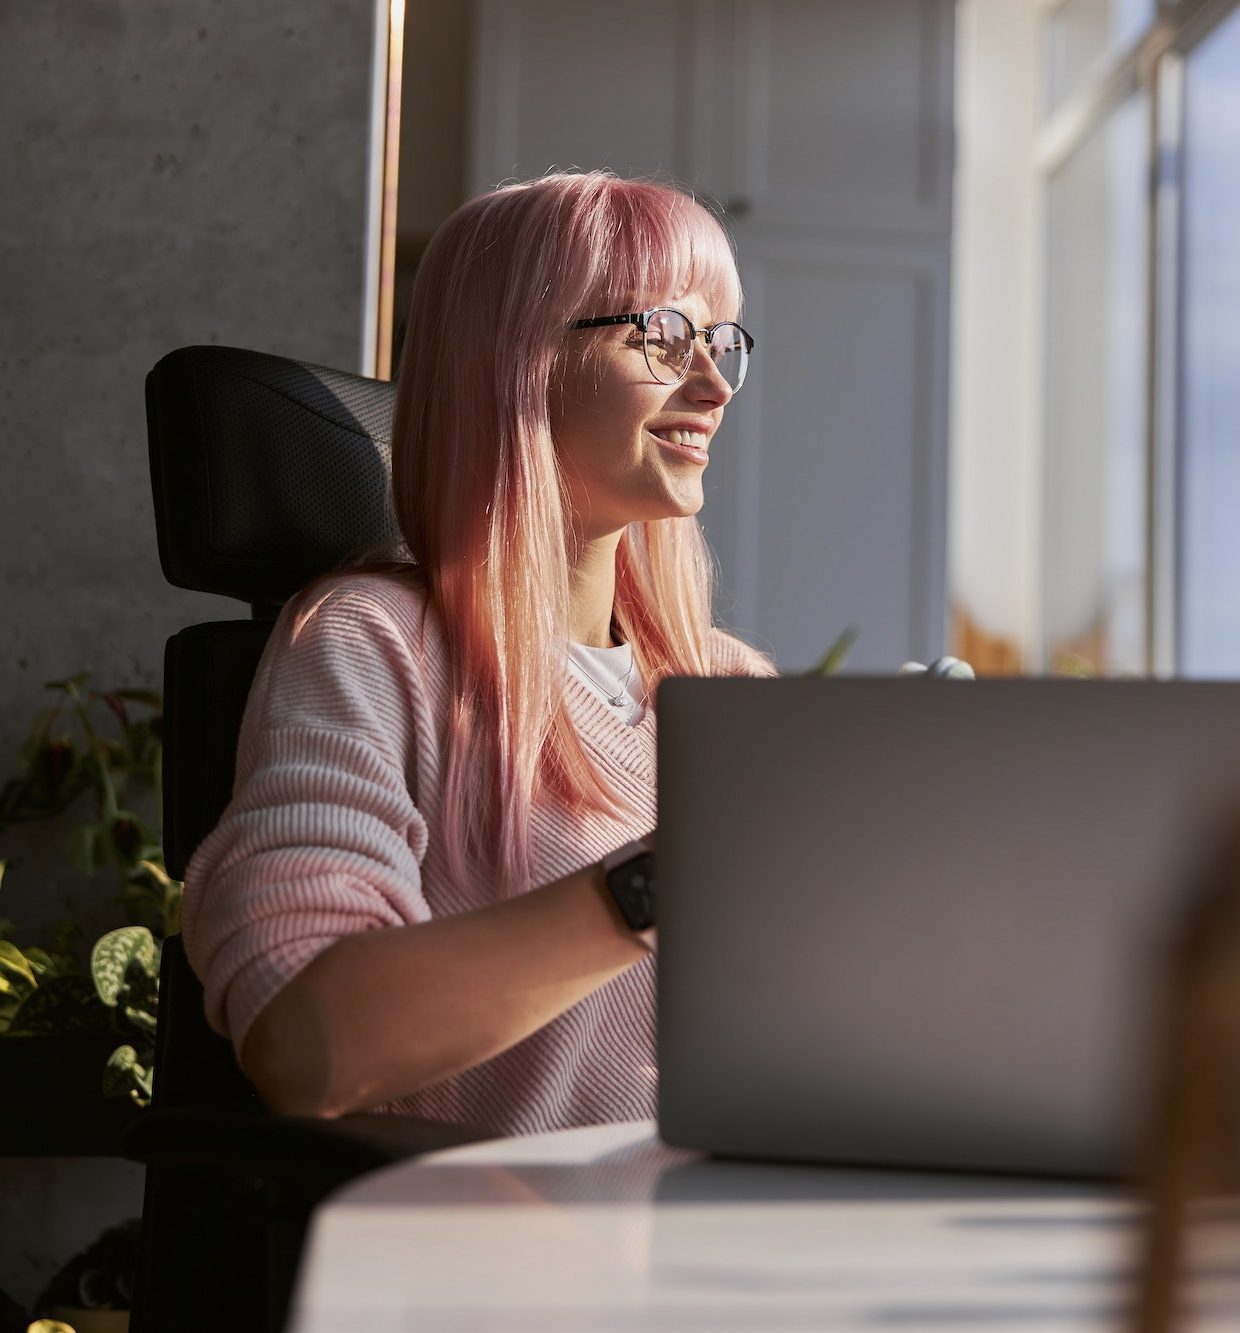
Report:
102,1043,139,1097
90,925,155,1006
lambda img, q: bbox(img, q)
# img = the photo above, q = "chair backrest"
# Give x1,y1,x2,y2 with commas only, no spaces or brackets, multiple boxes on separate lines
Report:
146,345,400,1109
148,344,403,606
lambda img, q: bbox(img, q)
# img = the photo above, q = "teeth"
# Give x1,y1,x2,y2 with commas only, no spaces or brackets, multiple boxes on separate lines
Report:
654,429,703,447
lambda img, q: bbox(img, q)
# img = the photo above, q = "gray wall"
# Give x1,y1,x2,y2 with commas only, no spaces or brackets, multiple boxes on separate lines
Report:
0,0,377,940
0,2,380,1307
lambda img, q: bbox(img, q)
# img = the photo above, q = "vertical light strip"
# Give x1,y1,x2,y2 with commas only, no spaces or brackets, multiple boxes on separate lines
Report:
360,0,389,378
359,0,405,379
1148,51,1184,676
375,0,406,381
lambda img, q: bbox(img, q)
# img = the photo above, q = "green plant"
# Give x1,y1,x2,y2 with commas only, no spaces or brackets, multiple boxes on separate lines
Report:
0,674,180,1106
807,625,859,676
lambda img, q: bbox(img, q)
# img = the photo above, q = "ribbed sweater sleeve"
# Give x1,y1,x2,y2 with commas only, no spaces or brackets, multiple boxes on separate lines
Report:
708,627,780,679
181,578,433,1060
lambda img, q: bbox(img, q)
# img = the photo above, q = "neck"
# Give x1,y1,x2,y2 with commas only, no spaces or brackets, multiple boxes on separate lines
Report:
567,531,622,648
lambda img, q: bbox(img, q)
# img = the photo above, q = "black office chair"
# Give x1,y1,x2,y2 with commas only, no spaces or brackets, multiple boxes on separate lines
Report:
123,346,497,1333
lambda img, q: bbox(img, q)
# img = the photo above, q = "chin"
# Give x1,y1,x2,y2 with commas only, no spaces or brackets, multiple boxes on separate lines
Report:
636,493,702,525
610,480,705,529
668,485,706,518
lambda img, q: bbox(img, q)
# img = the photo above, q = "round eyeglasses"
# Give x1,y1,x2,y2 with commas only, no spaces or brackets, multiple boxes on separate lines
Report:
571,307,755,393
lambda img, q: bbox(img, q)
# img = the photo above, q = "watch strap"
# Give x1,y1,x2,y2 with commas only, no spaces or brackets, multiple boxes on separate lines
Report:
600,837,657,950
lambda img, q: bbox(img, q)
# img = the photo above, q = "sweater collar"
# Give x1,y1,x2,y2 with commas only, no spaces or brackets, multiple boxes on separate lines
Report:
563,671,655,786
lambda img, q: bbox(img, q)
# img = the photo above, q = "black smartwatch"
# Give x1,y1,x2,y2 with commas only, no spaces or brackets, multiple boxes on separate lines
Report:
600,838,657,950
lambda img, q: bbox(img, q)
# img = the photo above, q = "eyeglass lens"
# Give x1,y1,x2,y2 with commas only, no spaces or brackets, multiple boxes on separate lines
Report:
644,309,748,392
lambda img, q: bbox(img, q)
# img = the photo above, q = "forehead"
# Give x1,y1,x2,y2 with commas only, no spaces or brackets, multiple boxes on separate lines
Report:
659,291,724,325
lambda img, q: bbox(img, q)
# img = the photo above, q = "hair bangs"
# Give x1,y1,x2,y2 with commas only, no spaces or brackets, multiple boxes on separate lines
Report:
582,180,742,323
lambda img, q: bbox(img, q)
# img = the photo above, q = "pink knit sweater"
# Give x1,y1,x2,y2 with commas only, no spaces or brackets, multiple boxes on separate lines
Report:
182,571,777,1135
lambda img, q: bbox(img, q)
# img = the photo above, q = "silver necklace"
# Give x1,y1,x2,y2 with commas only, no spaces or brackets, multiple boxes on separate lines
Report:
570,649,636,707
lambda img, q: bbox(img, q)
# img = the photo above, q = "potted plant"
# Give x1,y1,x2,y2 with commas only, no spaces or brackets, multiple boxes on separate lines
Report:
0,676,182,1330
0,674,181,1151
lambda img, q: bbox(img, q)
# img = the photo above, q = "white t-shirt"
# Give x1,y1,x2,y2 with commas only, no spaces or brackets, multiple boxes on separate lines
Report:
565,638,646,726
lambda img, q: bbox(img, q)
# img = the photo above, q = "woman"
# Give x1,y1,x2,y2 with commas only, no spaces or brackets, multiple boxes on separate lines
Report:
182,171,777,1136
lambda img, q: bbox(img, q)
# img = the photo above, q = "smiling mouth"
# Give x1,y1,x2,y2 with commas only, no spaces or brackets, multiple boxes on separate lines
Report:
649,428,709,448
648,429,710,465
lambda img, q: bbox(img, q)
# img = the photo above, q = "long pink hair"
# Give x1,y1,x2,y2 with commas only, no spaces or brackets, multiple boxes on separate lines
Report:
391,171,742,893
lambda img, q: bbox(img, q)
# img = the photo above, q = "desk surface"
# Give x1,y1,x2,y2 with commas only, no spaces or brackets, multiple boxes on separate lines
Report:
286,1119,1237,1333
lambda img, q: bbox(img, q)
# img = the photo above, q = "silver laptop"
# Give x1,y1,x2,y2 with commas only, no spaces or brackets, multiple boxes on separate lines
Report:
656,676,1240,1179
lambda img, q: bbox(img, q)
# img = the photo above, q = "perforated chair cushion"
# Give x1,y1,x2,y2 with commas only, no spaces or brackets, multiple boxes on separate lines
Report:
147,345,404,605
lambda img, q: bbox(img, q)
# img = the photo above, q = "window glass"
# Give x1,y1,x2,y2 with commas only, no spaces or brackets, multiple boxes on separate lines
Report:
1045,0,1154,112
1042,95,1149,674
1179,6,1240,676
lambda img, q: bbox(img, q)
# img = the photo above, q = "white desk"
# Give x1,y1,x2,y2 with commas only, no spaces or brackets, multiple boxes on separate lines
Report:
287,1120,1238,1332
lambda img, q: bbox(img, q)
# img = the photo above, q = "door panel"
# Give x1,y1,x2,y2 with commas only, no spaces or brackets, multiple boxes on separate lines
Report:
735,0,955,236
469,0,709,190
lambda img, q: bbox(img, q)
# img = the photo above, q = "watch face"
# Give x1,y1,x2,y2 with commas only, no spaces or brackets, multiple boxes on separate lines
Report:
608,851,656,932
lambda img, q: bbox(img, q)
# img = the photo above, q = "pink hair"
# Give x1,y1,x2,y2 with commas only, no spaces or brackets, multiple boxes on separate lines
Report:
390,171,742,894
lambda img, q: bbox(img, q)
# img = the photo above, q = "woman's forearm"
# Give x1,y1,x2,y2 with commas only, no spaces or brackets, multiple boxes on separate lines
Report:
240,858,646,1117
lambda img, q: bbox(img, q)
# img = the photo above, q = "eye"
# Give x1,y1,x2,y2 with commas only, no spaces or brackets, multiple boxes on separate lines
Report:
707,325,742,365
648,311,693,362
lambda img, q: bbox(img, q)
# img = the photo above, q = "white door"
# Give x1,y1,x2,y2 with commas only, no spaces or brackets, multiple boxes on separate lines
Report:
470,0,954,671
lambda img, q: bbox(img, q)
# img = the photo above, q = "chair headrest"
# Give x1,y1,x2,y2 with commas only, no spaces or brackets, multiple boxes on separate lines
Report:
147,345,404,605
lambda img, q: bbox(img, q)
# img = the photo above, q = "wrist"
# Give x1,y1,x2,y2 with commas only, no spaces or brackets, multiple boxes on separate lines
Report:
599,837,657,952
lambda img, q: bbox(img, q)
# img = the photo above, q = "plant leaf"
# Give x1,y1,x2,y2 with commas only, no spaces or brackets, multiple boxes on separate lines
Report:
120,859,183,936
21,946,55,977
135,857,175,888
102,1043,140,1097
123,1005,158,1036
807,625,860,677
108,810,154,865
45,672,92,692
133,1062,155,1104
90,926,156,1006
112,687,164,708
0,941,37,990
92,689,131,731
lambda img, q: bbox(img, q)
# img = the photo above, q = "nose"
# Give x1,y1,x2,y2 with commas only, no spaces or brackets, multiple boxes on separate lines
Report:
681,340,733,407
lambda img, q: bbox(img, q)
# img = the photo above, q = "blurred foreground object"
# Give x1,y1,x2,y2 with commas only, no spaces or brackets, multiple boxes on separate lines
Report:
897,656,976,680
1134,812,1240,1332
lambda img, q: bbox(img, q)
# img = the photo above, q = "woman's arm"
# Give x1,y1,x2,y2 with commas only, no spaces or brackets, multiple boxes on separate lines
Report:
240,855,645,1117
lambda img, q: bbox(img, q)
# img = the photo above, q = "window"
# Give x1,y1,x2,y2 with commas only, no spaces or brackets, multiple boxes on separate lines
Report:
1179,4,1240,675
1036,0,1240,677
1045,0,1154,111
1042,95,1148,674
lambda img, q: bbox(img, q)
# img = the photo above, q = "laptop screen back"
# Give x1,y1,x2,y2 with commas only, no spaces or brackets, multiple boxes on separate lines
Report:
656,676,1240,1178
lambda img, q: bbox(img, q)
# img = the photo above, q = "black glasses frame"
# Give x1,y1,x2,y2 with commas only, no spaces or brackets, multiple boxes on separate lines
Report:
571,307,755,390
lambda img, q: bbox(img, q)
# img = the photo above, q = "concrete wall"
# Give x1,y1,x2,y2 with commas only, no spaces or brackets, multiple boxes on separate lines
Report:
0,1,380,1310
0,0,378,941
